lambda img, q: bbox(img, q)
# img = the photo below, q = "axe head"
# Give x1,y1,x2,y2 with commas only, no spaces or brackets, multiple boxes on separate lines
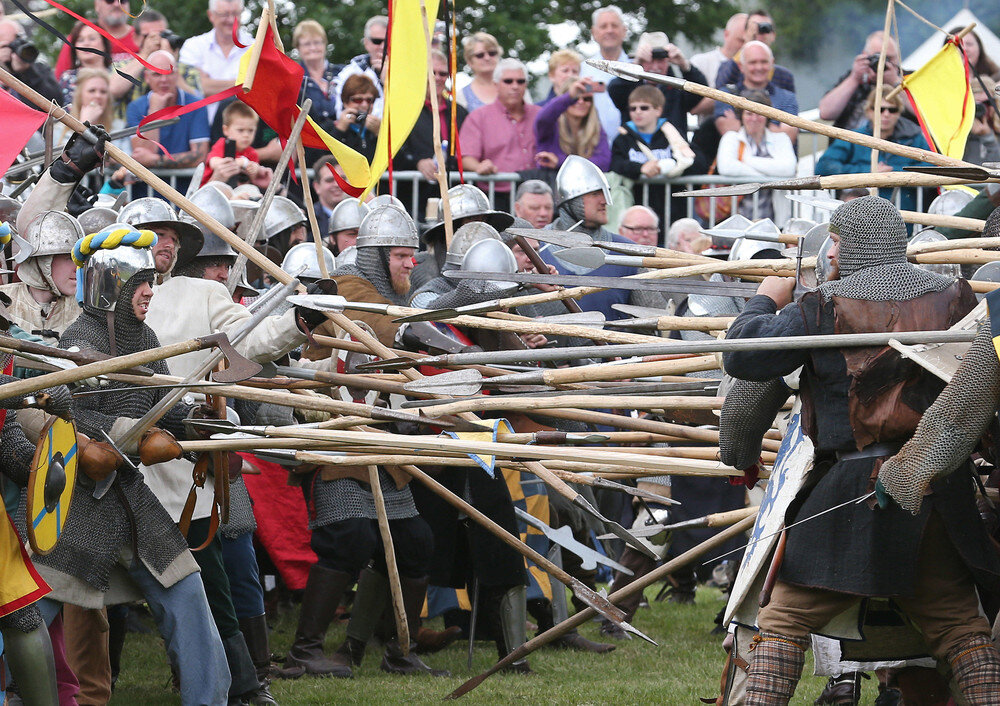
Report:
199,333,263,383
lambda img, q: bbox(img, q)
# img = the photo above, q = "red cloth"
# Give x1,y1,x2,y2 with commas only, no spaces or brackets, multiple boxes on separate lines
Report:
0,90,46,178
55,30,138,79
200,137,261,186
240,453,315,591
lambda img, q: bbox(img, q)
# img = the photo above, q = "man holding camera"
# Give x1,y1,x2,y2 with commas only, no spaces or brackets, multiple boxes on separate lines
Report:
714,11,796,94
607,31,706,139
819,31,903,130
0,20,61,106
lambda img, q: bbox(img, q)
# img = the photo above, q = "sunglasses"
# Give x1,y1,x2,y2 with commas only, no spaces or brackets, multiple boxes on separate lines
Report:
367,36,385,46
501,77,526,85
629,104,653,112
576,95,593,103
349,95,375,105
875,106,899,114
101,0,129,4
433,70,450,78
474,50,499,59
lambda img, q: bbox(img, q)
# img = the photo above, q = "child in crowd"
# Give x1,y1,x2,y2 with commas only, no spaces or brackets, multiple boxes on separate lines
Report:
201,101,271,187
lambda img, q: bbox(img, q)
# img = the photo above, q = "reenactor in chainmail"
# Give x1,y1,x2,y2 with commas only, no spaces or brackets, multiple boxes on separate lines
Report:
326,197,368,258
721,196,1000,705
283,203,446,679
39,242,231,705
410,183,514,294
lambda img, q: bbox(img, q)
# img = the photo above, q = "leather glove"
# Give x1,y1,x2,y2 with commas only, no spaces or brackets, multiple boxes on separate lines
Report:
138,427,183,466
50,123,109,184
77,433,122,483
295,279,337,329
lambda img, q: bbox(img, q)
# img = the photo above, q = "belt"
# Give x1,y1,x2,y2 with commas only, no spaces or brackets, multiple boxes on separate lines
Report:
835,441,904,462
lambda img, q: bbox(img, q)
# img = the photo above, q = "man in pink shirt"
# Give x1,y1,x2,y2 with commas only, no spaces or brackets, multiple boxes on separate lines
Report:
459,58,541,211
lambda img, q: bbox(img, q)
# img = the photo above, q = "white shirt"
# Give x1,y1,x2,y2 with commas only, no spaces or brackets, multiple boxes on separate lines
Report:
179,29,253,122
690,47,728,90
580,48,629,148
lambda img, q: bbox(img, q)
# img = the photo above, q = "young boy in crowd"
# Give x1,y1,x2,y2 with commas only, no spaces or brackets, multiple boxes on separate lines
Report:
201,101,271,187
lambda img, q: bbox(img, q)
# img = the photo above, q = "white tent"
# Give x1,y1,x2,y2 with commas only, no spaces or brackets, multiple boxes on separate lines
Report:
901,8,1000,71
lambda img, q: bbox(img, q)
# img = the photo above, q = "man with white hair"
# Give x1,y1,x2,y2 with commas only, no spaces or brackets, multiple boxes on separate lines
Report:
579,5,629,146
618,205,660,247
459,58,542,211
514,180,555,229
331,15,389,118
666,216,711,254
607,30,706,139
179,0,253,121
713,41,798,142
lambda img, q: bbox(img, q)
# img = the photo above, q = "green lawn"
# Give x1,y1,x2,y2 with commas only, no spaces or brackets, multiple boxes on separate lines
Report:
113,586,883,704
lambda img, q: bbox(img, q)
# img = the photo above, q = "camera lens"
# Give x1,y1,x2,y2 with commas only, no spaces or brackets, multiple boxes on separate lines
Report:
756,22,774,34
9,37,38,64
650,48,669,60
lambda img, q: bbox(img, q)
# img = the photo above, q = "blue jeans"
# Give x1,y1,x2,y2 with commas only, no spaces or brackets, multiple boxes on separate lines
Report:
41,562,231,706
220,533,265,619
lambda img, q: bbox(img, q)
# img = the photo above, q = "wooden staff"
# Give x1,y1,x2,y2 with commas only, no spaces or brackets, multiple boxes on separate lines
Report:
408,393,725,417
615,315,735,332
447,514,759,698
909,235,1000,255
912,249,1000,266
900,210,984,232
296,137,332,278
368,464,409,655
869,0,895,190
420,0,454,247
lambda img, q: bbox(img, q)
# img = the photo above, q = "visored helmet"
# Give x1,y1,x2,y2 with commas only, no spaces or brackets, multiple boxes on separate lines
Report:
81,244,156,312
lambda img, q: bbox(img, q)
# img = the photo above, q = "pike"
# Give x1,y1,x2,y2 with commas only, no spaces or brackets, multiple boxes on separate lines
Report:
607,314,734,332
674,171,982,200
553,247,797,273
402,394,725,417
445,269,761,297
447,513,758,698
788,194,987,233
599,506,761,540
546,470,681,505
508,226,661,257
512,506,634,574
587,59,977,171
365,329,978,369
0,333,154,377
402,377,718,401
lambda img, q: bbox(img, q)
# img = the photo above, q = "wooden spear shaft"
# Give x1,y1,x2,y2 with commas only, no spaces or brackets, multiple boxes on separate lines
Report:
420,0,454,247
409,394,725,417
368,464,409,655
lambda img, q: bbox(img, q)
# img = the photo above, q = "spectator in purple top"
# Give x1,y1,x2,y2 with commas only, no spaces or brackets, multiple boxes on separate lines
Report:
534,76,611,172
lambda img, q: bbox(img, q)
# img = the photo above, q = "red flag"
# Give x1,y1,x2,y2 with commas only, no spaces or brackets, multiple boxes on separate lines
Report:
0,91,46,177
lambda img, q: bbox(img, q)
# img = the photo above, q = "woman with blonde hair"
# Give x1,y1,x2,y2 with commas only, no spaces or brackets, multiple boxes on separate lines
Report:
539,49,582,106
294,19,338,130
534,76,611,171
458,31,503,112
54,69,124,150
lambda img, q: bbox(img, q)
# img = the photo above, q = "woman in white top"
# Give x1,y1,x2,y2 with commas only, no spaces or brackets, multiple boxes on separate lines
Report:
716,88,797,225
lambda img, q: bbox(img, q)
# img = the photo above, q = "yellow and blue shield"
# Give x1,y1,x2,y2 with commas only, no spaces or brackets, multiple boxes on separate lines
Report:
27,416,77,555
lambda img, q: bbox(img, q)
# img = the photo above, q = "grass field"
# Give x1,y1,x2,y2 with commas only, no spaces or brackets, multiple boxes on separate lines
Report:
112,586,884,704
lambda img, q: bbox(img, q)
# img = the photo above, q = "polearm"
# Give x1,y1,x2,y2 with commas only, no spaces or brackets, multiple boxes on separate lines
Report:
446,514,759,699
586,59,978,172
372,329,978,369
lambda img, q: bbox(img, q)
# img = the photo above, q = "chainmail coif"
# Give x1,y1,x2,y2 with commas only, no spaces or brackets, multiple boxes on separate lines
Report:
719,377,792,470
983,205,1000,239
819,196,955,302
332,245,410,305
878,324,1000,514
32,270,196,592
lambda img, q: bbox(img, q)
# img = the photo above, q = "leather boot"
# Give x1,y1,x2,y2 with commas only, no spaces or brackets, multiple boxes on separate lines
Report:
239,615,278,705
380,575,450,677
600,547,655,639
556,630,616,654
415,626,463,654
496,585,532,674
2,621,59,706
224,632,263,705
282,565,354,678
335,567,391,669
744,632,807,706
814,672,867,704
949,634,1000,705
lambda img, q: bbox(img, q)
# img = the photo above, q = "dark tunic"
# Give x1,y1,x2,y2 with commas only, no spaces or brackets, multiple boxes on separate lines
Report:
724,283,1000,597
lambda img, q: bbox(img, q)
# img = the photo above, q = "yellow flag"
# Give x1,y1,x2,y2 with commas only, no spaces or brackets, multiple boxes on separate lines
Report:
902,41,975,159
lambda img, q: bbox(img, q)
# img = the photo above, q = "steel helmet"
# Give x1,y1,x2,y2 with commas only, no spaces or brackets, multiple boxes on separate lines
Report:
180,185,236,232
81,244,156,312
422,184,514,245
335,245,358,268
555,155,611,207
78,207,120,235
461,238,519,291
927,189,974,218
909,229,961,278
367,194,405,210
117,197,204,271
328,198,369,236
356,204,419,250
281,242,335,280
22,211,84,258
728,219,783,261
263,196,307,242
445,222,502,268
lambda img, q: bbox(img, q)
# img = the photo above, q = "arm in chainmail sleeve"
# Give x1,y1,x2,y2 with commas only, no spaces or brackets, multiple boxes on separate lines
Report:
722,295,810,380
0,411,40,487
719,377,792,470
879,325,1000,514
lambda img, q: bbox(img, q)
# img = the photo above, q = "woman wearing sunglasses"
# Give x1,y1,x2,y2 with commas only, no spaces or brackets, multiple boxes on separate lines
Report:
816,86,931,215
457,31,503,113
534,76,611,171
330,73,379,162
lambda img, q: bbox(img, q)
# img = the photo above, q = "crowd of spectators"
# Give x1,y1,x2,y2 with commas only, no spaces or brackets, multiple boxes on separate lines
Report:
4,1,998,246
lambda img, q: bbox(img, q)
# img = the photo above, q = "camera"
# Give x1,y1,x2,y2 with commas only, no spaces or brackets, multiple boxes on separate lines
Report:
866,54,882,73
976,102,988,120
650,48,669,60
7,37,38,64
159,30,183,52
355,111,368,125
755,21,774,35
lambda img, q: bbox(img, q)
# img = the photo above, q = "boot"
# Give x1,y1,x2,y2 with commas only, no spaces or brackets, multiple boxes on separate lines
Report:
334,567,391,669
2,621,59,706
239,615,278,705
282,565,354,678
814,672,867,704
949,634,1000,705
224,631,268,705
555,630,616,654
415,625,462,654
599,547,655,638
496,585,532,674
744,632,807,706
379,575,450,677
